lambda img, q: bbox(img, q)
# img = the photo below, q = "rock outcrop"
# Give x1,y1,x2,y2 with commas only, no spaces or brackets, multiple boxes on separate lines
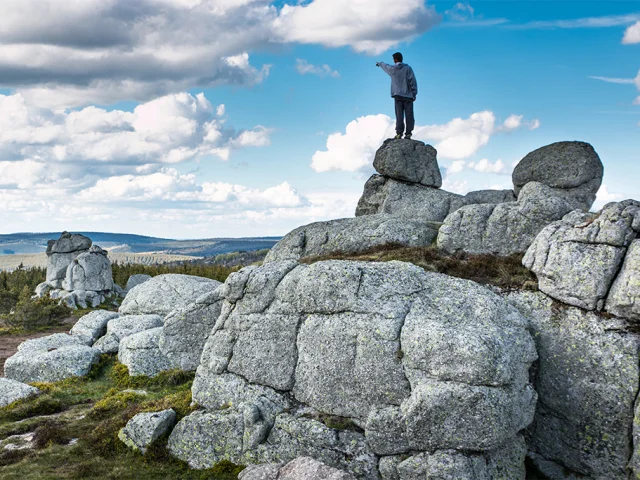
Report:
4,333,100,383
438,182,574,256
512,141,603,210
125,274,152,293
523,200,640,310
0,378,41,407
37,232,118,309
70,310,120,345
507,291,640,480
168,260,537,478
118,409,176,454
263,214,439,264
93,314,163,354
118,327,171,377
159,288,225,371
119,274,220,317
372,139,442,187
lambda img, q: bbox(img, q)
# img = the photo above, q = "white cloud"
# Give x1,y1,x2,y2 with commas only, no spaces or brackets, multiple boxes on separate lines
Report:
0,92,271,175
296,59,340,78
593,184,625,210
312,111,539,172
273,0,441,55
449,160,466,174
441,178,468,195
623,20,640,44
589,76,635,85
511,13,640,30
468,158,506,174
0,0,439,106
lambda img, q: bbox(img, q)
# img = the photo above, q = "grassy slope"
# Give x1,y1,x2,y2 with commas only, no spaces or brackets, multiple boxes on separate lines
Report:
0,356,243,480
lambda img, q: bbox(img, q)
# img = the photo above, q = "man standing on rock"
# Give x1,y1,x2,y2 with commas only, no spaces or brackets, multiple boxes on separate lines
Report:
376,52,418,140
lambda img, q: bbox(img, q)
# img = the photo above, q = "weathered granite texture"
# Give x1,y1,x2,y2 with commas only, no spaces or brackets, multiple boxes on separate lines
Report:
263,214,439,263
239,456,356,480
93,314,163,354
118,409,176,454
45,232,92,288
506,291,640,480
118,327,172,377
4,333,100,383
524,200,640,310
119,274,220,317
0,378,40,407
63,245,113,292
438,182,574,256
159,288,225,371
512,141,603,210
168,260,537,478
125,274,152,292
372,139,442,187
70,310,120,345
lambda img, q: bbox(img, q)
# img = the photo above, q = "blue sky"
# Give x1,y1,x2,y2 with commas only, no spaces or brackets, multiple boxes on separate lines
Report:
0,0,638,238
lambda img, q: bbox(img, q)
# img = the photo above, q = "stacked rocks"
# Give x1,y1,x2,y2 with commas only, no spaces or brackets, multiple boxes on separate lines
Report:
438,141,603,255
168,260,538,479
35,232,117,309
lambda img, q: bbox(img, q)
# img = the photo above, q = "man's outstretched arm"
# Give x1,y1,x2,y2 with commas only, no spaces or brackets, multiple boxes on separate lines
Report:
408,67,418,99
377,62,394,76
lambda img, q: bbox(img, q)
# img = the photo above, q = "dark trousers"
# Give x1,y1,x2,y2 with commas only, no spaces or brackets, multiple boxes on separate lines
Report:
394,97,415,135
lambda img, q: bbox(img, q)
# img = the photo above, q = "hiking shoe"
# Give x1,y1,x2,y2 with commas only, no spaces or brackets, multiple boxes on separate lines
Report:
405,134,412,139
394,134,402,139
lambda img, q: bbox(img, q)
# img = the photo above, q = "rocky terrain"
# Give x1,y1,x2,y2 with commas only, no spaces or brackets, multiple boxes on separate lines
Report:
3,138,640,480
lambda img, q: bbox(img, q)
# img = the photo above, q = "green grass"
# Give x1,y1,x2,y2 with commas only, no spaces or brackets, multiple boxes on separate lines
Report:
0,356,244,479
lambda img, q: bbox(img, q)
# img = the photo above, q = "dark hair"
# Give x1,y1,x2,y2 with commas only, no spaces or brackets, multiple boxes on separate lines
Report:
392,52,403,63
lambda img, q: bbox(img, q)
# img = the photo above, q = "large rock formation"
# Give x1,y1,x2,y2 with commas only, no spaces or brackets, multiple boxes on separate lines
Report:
37,232,118,309
523,200,640,310
372,139,442,187
506,291,640,480
119,274,220,317
438,182,574,256
70,310,120,345
168,260,537,478
93,314,163,354
263,214,439,264
512,141,603,210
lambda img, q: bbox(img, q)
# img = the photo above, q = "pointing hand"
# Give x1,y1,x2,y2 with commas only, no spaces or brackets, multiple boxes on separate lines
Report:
376,62,381,67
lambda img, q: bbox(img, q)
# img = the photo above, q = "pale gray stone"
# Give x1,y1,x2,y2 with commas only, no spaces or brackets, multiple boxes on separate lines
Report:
118,327,172,377
239,463,281,480
507,290,640,479
175,260,537,478
5,333,100,383
34,282,52,298
512,141,603,210
372,139,442,187
0,378,40,407
93,314,163,354
118,409,176,454
264,214,439,264
524,200,640,310
125,274,152,292
119,274,220,316
70,310,120,344
159,288,225,371
276,456,356,480
46,231,92,255
46,252,80,288
438,182,574,255
607,239,640,321
63,245,113,292
355,175,461,220
462,189,517,205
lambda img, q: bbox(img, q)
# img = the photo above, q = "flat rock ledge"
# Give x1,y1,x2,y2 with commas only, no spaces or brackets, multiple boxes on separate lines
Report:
264,214,439,264
168,260,537,479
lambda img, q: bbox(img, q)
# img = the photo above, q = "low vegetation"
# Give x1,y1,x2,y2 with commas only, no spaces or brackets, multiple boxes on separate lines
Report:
302,244,537,290
111,262,239,288
0,355,244,479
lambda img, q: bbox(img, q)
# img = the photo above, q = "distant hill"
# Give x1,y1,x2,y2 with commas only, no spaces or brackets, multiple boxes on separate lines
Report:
0,232,281,257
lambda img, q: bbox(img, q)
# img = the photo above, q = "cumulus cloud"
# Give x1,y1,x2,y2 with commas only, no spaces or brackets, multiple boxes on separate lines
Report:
0,0,439,106
623,21,640,44
311,111,540,172
0,92,270,176
296,59,340,78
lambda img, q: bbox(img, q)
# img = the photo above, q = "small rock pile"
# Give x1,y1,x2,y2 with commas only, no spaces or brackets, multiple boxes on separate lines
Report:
35,232,118,309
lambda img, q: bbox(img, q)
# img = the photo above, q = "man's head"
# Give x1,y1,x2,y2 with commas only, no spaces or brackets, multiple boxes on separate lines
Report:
392,52,403,63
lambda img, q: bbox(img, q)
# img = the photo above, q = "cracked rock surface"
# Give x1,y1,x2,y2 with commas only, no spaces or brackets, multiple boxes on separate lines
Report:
118,327,171,377
168,260,537,479
0,378,41,407
438,182,574,256
263,214,439,264
93,314,163,354
524,200,640,311
119,274,220,317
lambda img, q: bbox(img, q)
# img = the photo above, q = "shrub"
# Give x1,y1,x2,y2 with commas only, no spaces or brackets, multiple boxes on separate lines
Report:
3,286,71,331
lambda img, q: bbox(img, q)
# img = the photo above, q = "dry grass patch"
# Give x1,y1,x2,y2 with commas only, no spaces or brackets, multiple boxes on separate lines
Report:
301,243,537,290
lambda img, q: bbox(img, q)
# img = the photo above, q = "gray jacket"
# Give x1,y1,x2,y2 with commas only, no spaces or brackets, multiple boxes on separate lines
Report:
379,62,418,100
